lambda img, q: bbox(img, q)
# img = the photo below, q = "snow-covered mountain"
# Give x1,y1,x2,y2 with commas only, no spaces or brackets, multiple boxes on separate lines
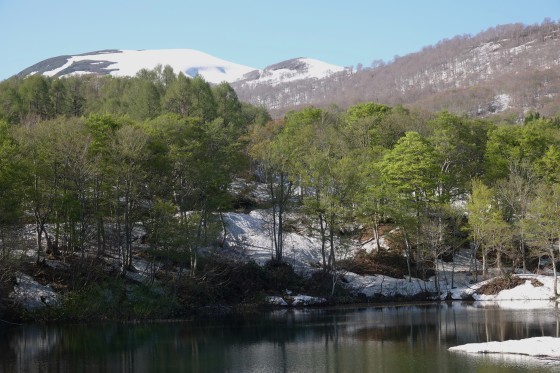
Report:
18,49,256,84
18,49,345,86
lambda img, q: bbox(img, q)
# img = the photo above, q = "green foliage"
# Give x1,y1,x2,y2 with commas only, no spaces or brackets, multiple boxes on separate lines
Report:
380,131,439,199
0,120,24,224
0,67,261,132
213,82,243,128
428,112,490,200
536,145,560,183
484,118,559,182
345,102,390,124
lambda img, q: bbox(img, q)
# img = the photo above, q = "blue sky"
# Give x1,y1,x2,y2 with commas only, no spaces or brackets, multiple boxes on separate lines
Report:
0,0,558,80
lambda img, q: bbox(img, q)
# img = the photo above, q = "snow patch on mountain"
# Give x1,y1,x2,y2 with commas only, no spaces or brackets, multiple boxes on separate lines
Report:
24,49,256,84
492,93,511,112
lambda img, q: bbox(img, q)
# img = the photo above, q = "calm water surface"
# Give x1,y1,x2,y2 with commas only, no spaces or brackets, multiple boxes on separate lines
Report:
1,303,560,372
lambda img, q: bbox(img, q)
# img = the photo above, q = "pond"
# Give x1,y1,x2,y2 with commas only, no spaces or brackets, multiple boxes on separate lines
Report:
1,302,560,372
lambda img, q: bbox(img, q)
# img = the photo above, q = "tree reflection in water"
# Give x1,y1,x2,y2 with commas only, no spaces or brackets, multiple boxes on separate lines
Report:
1,303,559,372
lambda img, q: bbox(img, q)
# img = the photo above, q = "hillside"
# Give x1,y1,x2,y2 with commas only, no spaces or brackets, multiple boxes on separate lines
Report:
233,20,560,118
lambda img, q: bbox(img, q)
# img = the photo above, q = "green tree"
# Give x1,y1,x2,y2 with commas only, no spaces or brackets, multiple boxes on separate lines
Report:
536,145,560,183
380,132,439,197
467,179,512,279
125,78,161,120
213,82,243,128
0,120,24,256
163,73,192,116
50,79,68,116
283,107,360,271
190,75,217,122
525,182,560,296
0,77,23,123
160,65,177,89
380,131,440,277
344,102,390,149
15,119,65,261
65,76,86,117
496,160,538,273
428,112,489,201
107,125,150,273
249,120,294,263
19,75,52,122
484,118,559,183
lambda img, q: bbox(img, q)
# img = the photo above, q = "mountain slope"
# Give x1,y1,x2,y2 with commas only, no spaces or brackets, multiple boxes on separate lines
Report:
233,21,560,118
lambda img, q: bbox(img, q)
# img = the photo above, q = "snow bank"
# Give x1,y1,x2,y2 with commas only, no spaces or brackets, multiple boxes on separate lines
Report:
344,272,437,298
265,295,327,306
223,210,326,273
451,274,559,303
449,337,560,360
10,273,61,311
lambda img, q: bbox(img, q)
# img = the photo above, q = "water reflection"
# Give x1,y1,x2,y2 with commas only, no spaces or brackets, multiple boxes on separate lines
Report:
1,303,559,372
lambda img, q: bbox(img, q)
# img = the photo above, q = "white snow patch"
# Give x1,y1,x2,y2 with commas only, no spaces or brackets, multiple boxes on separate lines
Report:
449,337,560,360
492,93,511,112
223,210,327,273
509,40,536,55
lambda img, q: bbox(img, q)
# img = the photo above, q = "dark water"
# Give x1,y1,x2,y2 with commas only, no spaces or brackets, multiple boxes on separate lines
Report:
1,303,560,372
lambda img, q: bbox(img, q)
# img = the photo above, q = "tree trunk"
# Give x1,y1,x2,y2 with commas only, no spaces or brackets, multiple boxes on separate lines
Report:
328,218,335,271
319,213,327,271
35,222,43,264
219,211,227,248
553,241,559,297
403,228,412,282
482,246,488,280
372,216,381,253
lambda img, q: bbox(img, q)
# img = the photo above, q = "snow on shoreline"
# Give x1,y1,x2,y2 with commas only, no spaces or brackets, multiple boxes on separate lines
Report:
449,337,560,361
10,209,560,312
